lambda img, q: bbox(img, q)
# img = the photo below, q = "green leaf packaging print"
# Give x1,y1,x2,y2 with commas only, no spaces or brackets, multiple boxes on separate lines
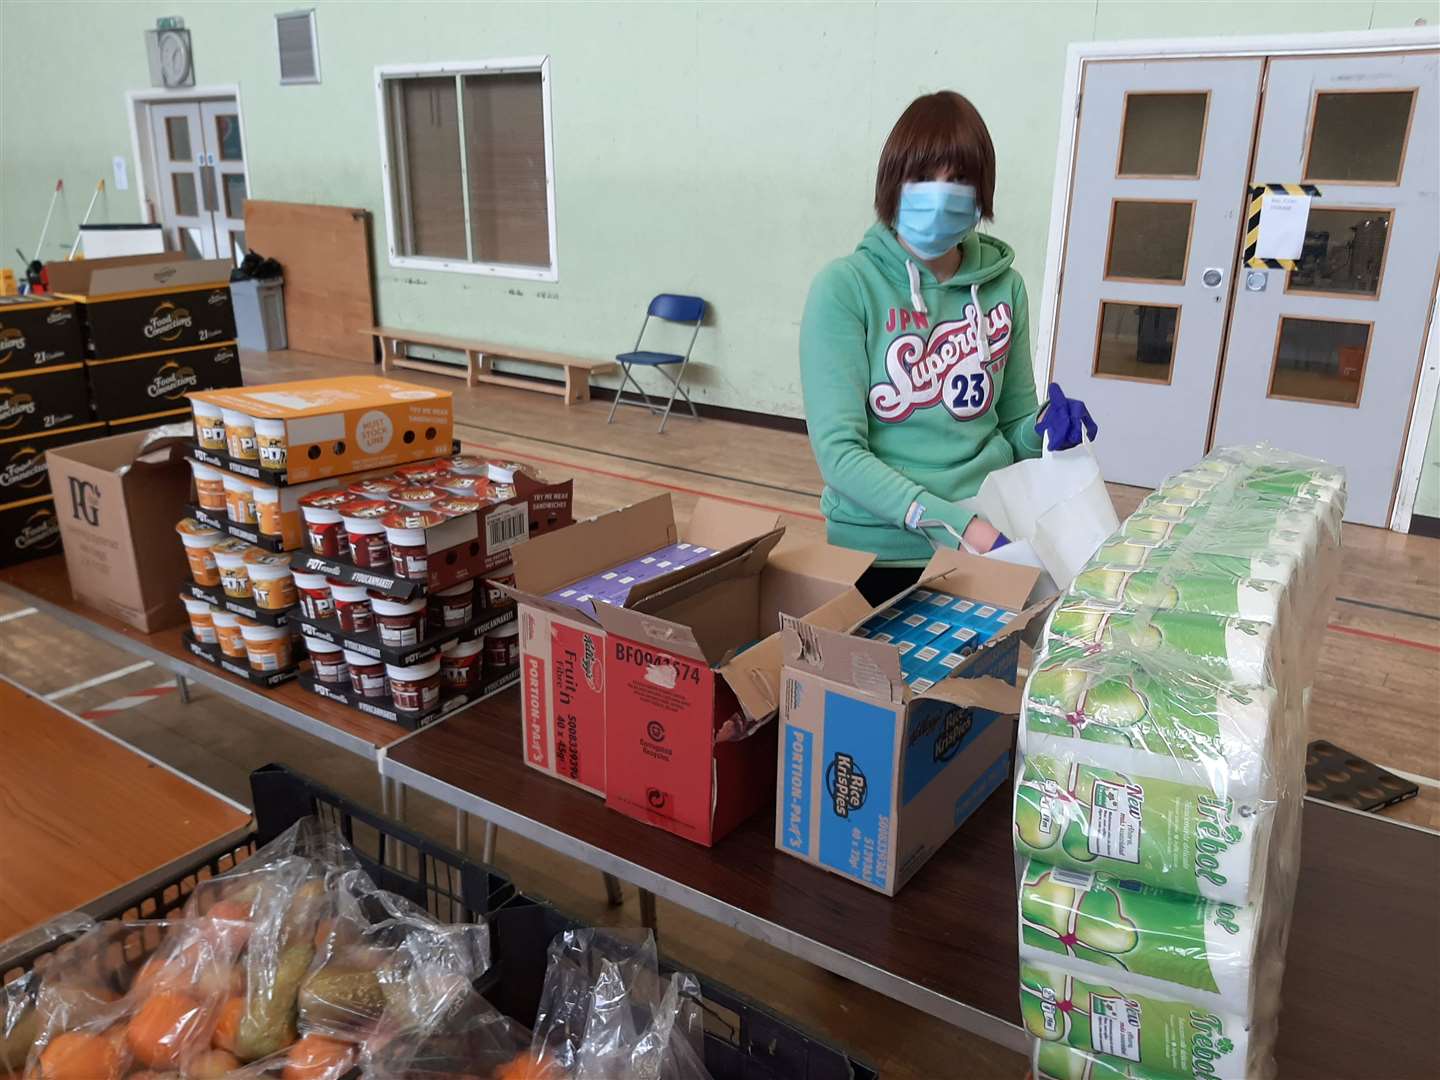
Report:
1041,605,1276,686
1067,566,1288,626
1032,1041,1215,1080
1020,962,1250,1080
1088,538,1299,589
1013,754,1263,905
1019,860,1258,1008
1020,658,1278,795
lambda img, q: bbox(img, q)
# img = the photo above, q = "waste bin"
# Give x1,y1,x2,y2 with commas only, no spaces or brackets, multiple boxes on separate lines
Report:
230,276,287,351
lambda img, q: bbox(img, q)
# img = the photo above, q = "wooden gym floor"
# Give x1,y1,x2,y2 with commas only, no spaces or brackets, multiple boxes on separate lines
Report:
3,347,1437,1079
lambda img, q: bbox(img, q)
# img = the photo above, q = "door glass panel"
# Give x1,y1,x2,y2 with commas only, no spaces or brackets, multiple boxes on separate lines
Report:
1269,317,1370,405
1118,93,1208,176
179,227,203,258
231,231,247,264
1289,209,1390,297
215,115,243,161
223,174,247,218
173,173,198,216
165,116,192,161
1106,200,1193,282
1094,302,1179,382
1305,91,1414,182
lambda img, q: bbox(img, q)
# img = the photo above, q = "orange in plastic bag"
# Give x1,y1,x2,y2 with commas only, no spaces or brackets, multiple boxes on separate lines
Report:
33,1030,123,1079
281,1033,356,1080
125,990,208,1069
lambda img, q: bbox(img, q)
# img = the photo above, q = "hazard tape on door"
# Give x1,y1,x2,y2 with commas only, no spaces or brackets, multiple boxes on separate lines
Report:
1244,183,1322,269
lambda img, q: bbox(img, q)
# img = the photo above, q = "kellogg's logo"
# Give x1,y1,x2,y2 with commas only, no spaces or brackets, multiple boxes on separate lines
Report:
0,387,36,429
868,301,1012,423
0,326,25,354
147,361,198,400
143,301,193,341
14,507,60,551
0,446,44,489
581,634,601,691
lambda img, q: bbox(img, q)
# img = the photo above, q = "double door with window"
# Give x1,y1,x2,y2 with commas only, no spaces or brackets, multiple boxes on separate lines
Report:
1051,49,1438,526
149,99,248,262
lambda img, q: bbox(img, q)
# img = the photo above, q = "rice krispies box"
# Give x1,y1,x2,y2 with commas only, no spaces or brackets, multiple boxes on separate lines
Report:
777,550,1054,895
505,494,786,797
189,376,454,483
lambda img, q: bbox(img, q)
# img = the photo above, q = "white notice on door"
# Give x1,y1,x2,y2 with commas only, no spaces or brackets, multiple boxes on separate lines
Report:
1255,192,1311,260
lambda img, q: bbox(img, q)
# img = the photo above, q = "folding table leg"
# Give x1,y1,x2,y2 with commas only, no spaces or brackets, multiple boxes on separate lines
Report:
602,873,624,906
175,674,191,705
455,809,469,853
639,889,658,937
481,821,498,864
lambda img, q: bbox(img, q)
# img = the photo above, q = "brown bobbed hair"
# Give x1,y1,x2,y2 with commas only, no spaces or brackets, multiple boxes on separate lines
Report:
874,91,996,226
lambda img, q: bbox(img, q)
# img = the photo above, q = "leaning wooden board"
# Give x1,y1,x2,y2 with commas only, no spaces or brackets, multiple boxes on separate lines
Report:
243,201,377,365
0,676,251,942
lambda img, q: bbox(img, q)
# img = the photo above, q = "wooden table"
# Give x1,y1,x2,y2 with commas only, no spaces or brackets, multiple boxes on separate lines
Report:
383,696,1440,1079
0,676,251,942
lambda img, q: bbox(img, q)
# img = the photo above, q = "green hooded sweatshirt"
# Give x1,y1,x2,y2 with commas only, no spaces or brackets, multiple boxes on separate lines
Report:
800,222,1043,565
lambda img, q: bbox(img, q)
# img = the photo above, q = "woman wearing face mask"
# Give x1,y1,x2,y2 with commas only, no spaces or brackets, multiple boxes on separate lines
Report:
800,91,1096,603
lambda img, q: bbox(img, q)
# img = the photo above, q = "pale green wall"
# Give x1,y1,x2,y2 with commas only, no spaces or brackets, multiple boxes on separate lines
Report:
1,0,1434,426
1416,389,1440,518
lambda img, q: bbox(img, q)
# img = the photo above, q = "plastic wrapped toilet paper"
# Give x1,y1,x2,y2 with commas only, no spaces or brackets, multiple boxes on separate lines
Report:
1066,566,1288,626
1018,859,1259,1009
1013,753,1267,905
1020,652,1279,796
1088,538,1300,591
1020,961,1251,1080
1031,1038,1270,1080
1042,604,1278,687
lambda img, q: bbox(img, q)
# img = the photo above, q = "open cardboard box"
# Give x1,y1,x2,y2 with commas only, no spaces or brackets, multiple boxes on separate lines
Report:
776,549,1056,895
189,377,454,483
46,428,194,632
47,254,235,360
504,494,787,797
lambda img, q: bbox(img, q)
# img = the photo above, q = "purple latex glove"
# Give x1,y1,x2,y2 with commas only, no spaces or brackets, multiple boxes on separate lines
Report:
1035,382,1098,451
993,531,1010,550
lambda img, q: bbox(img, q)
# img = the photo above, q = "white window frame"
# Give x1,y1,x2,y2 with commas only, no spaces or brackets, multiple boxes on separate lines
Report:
374,56,558,282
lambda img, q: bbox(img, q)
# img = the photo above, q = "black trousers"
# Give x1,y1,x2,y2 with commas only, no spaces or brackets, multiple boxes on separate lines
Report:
854,565,924,607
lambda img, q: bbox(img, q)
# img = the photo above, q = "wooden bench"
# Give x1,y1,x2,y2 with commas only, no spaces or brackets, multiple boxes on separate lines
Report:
369,326,616,405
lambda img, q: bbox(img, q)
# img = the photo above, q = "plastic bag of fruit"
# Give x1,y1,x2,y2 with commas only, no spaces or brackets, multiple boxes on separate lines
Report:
1,913,95,1077
359,983,531,1078
522,928,711,1080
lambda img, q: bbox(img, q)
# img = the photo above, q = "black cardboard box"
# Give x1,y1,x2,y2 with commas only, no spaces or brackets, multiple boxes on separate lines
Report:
87,341,242,421
0,365,94,439
47,255,235,360
0,296,85,373
106,408,192,436
0,421,106,501
0,494,62,568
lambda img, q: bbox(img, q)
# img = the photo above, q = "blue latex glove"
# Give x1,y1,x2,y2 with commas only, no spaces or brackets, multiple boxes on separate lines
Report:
1035,382,1098,451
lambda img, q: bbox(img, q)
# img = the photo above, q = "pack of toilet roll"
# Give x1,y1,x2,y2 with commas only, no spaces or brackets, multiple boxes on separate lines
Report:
1013,444,1344,1080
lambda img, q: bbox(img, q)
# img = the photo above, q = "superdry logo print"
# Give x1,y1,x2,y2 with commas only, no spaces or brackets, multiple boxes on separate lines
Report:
868,301,1012,423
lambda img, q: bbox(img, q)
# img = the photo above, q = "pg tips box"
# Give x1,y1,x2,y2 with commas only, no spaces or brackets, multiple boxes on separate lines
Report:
504,494,787,798
600,536,872,846
777,551,1053,895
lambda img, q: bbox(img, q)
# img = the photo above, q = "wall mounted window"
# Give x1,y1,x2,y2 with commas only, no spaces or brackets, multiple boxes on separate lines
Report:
376,57,556,281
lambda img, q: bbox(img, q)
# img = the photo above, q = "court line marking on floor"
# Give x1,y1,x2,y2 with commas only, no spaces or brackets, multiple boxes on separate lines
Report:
462,440,827,522
0,606,37,623
1335,595,1440,623
465,423,825,501
1378,765,1440,790
80,679,178,721
45,660,156,702
1324,622,1440,654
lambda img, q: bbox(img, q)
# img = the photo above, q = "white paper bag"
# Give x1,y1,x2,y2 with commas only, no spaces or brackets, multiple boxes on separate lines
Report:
956,435,1118,589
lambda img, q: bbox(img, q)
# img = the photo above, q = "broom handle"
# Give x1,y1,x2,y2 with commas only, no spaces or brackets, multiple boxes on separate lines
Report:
33,179,63,262
68,180,105,259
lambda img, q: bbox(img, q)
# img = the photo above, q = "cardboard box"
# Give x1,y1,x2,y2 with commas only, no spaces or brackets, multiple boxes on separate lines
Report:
46,430,193,632
47,255,235,360
0,421,107,501
0,494,62,568
106,409,192,436
0,365,93,438
189,376,454,483
87,342,242,421
506,494,790,798
0,295,84,372
602,536,877,846
775,551,1052,895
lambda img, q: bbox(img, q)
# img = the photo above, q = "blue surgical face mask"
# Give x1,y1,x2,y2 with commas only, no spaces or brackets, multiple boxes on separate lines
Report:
895,181,980,260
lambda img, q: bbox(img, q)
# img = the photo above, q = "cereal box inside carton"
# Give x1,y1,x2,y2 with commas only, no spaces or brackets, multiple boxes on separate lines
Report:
601,534,874,847
503,494,785,798
777,549,1053,895
188,376,453,483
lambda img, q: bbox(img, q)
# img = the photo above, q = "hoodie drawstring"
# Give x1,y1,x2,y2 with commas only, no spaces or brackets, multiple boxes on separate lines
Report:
906,259,926,316
904,260,989,365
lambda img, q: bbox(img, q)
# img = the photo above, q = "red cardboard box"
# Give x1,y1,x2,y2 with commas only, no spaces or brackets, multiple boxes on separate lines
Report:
602,538,873,846
506,494,784,796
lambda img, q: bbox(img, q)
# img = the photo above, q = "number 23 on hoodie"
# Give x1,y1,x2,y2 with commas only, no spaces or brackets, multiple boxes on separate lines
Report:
800,222,1042,566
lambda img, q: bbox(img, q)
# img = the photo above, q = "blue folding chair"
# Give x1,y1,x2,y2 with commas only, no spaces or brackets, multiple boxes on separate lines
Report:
609,293,706,434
